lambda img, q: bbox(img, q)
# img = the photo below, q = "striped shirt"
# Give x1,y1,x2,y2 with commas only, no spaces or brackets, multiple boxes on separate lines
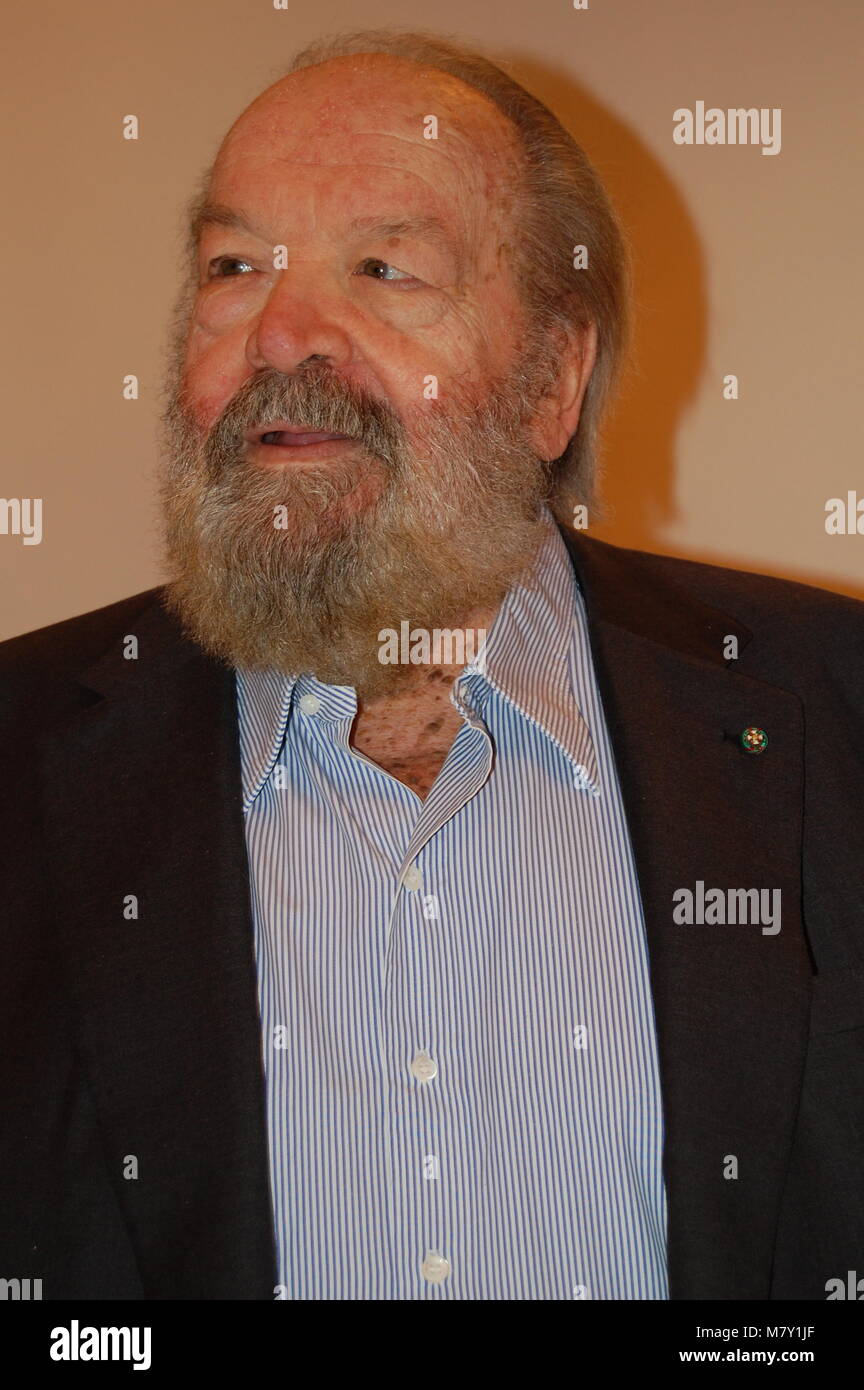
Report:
236,505,668,1299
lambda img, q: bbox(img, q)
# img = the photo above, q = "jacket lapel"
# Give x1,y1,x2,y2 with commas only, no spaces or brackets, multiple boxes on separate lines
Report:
38,595,277,1298
562,529,813,1298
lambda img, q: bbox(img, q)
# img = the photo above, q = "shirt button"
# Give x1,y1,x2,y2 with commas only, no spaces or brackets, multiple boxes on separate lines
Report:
421,1251,450,1284
403,863,423,892
410,1050,438,1083
298,693,321,715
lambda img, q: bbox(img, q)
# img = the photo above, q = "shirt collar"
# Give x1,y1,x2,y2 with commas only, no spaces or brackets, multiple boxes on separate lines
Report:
456,505,600,794
235,503,600,809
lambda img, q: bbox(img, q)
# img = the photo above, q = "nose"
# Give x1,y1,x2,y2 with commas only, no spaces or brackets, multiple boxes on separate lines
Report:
245,273,355,377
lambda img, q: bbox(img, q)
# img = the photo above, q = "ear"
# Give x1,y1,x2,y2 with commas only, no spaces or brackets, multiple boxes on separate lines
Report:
528,319,598,461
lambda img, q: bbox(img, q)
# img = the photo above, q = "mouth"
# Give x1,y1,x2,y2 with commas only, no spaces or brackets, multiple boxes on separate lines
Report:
244,422,357,463
246,422,352,445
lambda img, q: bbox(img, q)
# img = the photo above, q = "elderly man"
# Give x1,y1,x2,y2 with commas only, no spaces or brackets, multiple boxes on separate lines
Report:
1,30,862,1303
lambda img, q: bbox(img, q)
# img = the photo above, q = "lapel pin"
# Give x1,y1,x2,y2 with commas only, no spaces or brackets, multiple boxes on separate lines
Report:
740,726,769,754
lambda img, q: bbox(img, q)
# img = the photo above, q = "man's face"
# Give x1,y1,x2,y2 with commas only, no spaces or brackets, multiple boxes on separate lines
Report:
159,55,567,697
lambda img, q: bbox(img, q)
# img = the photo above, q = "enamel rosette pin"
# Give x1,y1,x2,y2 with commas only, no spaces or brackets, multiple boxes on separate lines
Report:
740,726,769,755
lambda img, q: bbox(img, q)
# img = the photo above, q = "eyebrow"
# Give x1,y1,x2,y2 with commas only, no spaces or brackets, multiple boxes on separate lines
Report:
191,202,463,269
190,201,260,244
345,214,456,253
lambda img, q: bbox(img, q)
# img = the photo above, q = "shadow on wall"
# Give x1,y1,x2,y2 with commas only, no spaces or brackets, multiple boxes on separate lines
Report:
510,53,864,605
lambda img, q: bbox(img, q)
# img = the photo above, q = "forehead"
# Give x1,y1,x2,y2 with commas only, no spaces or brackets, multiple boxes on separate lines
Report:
207,56,521,242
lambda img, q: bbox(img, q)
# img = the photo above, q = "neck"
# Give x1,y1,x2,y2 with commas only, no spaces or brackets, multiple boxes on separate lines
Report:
356,597,500,713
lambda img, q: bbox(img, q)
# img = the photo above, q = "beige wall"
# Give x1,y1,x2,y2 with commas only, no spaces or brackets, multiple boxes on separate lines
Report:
2,0,861,641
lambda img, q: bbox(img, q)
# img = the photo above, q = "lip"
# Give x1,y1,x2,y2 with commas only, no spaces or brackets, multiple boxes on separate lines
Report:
244,422,353,446
243,420,358,464
247,435,358,465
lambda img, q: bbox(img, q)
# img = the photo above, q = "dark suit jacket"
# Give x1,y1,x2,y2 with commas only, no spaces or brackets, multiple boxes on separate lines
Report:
2,528,863,1300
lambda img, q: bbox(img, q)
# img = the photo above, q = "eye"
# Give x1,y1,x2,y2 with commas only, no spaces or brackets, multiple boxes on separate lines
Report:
206,255,255,279
355,257,421,287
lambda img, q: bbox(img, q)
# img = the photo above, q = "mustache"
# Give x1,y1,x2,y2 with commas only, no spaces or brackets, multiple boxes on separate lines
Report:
200,365,407,475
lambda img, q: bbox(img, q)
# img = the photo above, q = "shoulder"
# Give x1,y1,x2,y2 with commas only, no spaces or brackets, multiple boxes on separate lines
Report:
0,588,166,722
0,587,163,674
569,529,864,631
562,529,864,694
